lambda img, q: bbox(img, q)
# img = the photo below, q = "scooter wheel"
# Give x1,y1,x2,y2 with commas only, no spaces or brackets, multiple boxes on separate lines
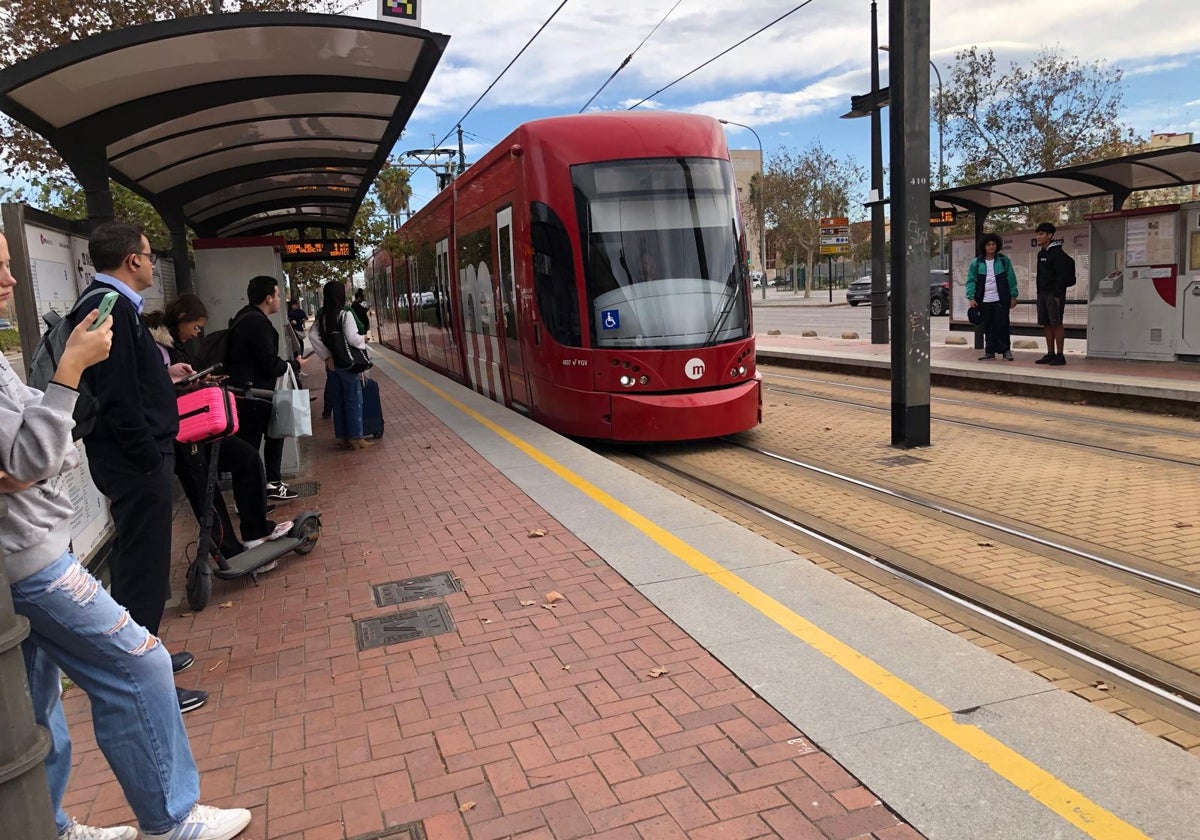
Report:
292,516,321,556
186,560,211,611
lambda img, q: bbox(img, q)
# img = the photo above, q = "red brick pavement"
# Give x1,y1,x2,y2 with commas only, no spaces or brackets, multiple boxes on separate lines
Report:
59,367,923,840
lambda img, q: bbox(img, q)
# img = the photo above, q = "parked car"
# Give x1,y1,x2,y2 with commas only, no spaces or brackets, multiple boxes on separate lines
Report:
0,318,11,330
846,270,950,316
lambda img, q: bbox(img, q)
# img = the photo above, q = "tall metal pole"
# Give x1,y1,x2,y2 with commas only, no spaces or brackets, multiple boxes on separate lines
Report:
869,1,887,344
888,0,931,447
719,119,766,301
931,60,945,268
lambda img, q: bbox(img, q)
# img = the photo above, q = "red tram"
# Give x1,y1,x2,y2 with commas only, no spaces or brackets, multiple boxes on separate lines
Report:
367,112,761,441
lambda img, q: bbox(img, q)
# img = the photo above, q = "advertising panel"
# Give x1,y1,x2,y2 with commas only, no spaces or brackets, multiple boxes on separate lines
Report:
951,225,1090,330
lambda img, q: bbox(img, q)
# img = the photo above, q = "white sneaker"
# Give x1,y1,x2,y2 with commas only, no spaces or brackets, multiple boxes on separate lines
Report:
59,822,137,840
243,520,293,550
142,804,251,840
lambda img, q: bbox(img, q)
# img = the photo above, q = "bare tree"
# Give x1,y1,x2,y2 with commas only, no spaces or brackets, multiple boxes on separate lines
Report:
760,143,863,297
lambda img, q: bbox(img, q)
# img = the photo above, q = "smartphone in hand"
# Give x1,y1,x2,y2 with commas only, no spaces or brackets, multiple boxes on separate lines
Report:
88,291,120,331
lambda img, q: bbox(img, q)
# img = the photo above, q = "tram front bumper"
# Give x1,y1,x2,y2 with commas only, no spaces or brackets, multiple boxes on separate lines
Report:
610,379,761,442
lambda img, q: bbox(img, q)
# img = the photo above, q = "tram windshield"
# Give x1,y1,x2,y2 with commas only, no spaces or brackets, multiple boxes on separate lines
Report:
573,157,749,349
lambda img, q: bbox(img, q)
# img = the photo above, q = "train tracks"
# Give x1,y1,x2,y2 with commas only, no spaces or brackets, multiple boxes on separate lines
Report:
605,432,1200,741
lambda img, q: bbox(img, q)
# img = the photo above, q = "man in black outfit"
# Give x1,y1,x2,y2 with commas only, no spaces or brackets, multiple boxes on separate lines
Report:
1034,222,1074,366
224,276,298,501
351,287,371,336
72,221,207,713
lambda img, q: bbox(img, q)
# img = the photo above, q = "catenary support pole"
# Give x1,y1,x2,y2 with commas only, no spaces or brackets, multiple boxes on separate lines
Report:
888,0,931,447
869,0,888,344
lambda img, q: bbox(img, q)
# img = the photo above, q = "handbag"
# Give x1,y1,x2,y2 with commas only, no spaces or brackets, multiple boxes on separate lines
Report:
324,311,373,373
177,386,239,444
268,366,312,439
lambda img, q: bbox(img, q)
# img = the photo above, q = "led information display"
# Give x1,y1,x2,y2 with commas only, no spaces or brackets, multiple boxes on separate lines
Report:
282,239,356,262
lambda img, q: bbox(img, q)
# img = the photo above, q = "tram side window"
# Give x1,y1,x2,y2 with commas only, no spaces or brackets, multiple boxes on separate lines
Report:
531,201,581,347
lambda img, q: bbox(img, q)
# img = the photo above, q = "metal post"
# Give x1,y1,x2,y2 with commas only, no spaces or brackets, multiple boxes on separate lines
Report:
718,120,766,300
456,125,466,175
869,0,888,344
0,498,58,840
931,60,945,269
888,0,931,447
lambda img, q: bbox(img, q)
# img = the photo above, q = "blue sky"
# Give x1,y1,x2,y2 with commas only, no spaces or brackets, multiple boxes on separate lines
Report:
340,0,1200,219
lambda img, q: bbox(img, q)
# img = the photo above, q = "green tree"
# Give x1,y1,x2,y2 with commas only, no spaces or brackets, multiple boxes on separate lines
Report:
760,143,863,298
938,47,1138,227
374,162,413,230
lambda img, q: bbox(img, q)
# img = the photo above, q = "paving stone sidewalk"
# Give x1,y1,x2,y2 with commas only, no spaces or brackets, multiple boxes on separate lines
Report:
59,368,921,840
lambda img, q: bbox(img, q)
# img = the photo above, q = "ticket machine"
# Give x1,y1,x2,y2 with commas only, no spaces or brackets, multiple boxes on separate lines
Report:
1179,205,1200,359
1086,205,1190,361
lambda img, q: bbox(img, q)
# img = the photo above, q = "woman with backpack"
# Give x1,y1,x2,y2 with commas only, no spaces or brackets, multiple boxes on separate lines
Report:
966,233,1019,361
308,281,372,450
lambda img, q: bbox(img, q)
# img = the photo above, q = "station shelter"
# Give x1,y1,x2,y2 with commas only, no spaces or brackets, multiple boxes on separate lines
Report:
932,143,1200,360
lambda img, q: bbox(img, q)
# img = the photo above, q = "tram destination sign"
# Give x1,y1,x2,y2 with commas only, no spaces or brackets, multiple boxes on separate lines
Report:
282,238,356,262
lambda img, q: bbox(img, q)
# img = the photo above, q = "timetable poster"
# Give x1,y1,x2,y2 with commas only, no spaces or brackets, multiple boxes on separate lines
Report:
24,223,94,317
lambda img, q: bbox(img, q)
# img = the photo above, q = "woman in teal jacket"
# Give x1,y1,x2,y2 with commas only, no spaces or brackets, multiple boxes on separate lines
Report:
965,233,1019,360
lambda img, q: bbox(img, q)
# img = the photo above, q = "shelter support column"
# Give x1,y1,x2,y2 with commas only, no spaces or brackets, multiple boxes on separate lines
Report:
157,205,192,293
62,144,113,230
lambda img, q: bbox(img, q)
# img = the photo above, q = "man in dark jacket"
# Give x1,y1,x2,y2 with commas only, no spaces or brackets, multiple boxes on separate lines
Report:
224,275,298,500
351,287,371,335
70,221,207,713
1034,222,1074,366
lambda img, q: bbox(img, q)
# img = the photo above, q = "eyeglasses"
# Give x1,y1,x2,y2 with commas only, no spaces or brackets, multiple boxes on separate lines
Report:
134,250,158,266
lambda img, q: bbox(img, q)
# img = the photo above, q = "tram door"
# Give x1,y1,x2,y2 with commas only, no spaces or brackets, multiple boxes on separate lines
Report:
496,207,530,411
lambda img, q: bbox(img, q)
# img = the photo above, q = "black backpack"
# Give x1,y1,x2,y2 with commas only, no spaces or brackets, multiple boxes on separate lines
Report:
1063,251,1077,288
27,288,111,440
192,310,254,371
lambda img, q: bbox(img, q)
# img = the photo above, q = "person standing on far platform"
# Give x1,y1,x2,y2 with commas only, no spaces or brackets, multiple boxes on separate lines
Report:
1034,222,1074,366
966,233,1018,361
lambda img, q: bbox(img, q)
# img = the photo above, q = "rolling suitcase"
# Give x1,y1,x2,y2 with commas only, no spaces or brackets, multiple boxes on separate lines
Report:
361,376,384,439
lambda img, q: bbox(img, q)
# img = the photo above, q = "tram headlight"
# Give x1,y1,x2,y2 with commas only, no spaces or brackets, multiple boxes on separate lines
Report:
619,375,635,387
638,375,649,385
737,365,747,376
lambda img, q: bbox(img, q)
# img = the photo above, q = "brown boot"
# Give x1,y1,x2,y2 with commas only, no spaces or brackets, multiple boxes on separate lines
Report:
350,438,375,450
335,438,353,450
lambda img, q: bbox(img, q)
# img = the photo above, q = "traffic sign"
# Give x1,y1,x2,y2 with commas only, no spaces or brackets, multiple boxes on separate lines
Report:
820,217,849,227
820,244,852,256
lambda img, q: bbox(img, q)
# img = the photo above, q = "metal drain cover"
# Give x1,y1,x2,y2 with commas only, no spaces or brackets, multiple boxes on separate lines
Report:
875,454,929,466
373,572,462,606
348,823,427,840
354,605,455,651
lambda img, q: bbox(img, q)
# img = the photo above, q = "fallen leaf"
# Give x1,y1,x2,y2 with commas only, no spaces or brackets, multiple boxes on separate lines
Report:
647,667,670,678
482,618,492,624
1173,522,1194,529
976,542,994,548
179,612,193,618
544,591,565,604
219,601,233,609
823,426,832,431
458,801,475,813
1094,681,1110,691
519,600,536,606
562,664,571,671
208,660,225,672
540,603,556,610
528,528,546,538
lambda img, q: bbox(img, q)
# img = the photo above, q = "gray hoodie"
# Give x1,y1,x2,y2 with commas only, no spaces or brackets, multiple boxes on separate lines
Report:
0,353,82,583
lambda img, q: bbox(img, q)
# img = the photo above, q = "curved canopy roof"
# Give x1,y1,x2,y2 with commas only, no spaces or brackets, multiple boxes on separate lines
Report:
932,143,1200,214
0,12,448,238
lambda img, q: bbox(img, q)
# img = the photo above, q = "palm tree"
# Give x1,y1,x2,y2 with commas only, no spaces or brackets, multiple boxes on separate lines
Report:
375,161,412,229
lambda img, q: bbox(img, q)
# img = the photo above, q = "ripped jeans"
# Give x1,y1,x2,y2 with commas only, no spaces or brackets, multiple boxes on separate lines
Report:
12,550,199,835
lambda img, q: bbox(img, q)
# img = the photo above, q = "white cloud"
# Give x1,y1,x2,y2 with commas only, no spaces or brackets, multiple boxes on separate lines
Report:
1125,60,1188,77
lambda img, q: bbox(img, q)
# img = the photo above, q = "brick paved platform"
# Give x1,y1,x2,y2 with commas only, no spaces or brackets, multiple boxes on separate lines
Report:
57,365,920,839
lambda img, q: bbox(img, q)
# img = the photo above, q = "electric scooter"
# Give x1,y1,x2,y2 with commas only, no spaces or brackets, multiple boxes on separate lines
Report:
184,386,320,611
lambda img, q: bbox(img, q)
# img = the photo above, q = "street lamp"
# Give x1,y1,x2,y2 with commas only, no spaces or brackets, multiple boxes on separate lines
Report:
718,119,767,301
880,45,945,268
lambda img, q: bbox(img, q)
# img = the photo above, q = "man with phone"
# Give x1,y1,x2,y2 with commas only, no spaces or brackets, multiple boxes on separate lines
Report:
68,221,208,714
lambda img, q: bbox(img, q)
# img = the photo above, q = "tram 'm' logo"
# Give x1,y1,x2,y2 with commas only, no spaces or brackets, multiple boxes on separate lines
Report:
684,358,705,380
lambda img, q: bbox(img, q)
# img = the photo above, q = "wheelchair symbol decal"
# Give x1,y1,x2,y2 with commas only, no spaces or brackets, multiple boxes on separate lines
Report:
601,309,620,330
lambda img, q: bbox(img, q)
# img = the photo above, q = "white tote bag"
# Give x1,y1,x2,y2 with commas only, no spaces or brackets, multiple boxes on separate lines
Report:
268,366,312,438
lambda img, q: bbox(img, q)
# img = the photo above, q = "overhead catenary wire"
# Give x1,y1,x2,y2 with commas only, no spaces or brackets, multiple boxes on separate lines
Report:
578,0,686,113
627,0,819,111
414,0,572,174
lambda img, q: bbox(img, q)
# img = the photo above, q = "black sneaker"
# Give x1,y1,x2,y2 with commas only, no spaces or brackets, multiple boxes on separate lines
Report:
177,687,208,714
1002,351,1014,361
266,482,299,501
1048,354,1066,366
170,651,194,674
978,353,995,360
1034,353,1055,364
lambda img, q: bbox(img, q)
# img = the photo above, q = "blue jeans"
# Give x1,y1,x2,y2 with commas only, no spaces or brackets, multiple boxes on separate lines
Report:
12,551,199,834
329,367,364,440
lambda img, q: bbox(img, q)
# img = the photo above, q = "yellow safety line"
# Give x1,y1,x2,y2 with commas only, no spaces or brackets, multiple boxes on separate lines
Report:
375,352,1150,840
